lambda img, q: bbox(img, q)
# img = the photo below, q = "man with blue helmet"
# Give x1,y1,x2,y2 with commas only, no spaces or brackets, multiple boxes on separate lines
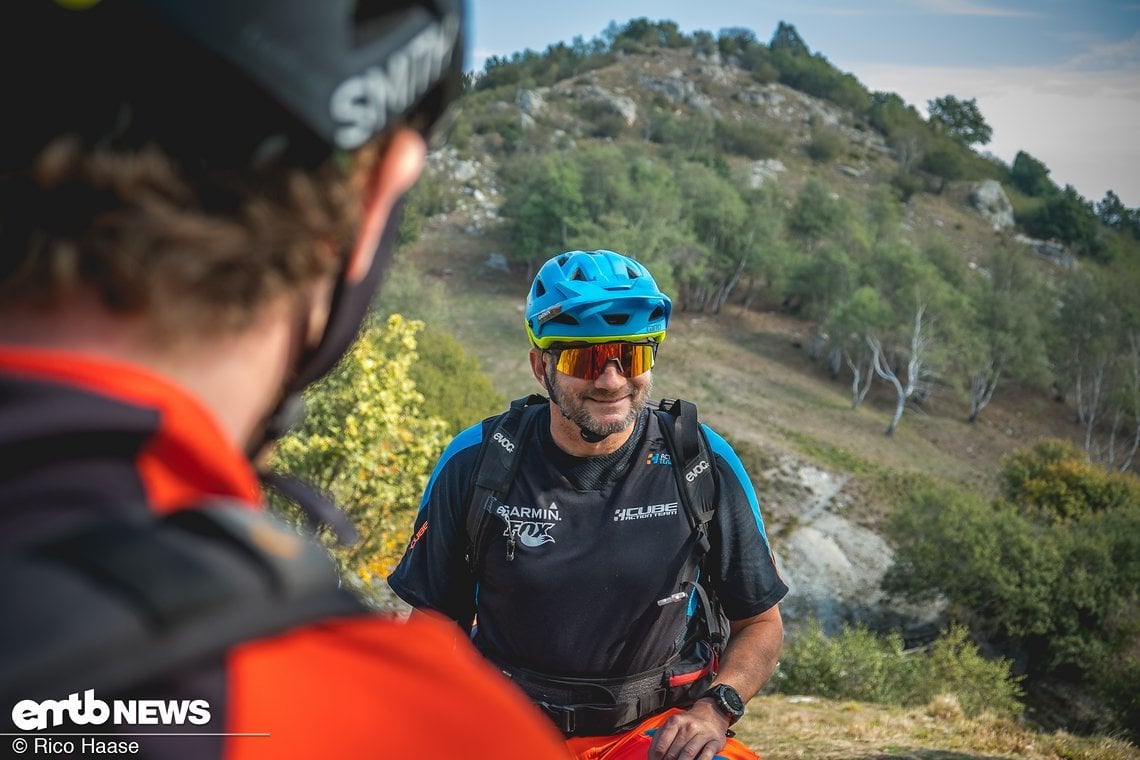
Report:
390,250,788,760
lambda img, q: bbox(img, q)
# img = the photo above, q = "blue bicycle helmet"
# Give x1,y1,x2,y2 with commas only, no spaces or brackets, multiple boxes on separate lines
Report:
525,250,671,348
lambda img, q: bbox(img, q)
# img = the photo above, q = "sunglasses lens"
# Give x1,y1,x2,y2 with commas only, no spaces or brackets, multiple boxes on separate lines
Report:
552,343,655,380
623,343,655,377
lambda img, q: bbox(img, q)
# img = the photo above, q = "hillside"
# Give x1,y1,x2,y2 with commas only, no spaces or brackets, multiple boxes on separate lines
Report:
396,43,1087,577
381,36,1139,750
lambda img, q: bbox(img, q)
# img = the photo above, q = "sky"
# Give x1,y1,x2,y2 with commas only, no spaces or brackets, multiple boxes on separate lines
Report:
467,0,1140,208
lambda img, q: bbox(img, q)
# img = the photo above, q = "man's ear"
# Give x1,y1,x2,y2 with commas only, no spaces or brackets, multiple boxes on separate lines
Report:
345,128,427,283
529,349,548,387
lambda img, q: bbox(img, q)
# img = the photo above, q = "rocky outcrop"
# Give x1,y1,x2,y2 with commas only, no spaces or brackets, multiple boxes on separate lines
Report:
762,456,945,640
577,85,638,126
970,180,1015,230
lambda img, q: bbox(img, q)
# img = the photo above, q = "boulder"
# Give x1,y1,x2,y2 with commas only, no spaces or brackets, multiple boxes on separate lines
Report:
970,179,1015,230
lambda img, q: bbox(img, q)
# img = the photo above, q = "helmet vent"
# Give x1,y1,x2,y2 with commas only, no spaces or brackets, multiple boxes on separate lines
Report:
649,306,666,321
550,313,580,326
534,280,547,298
603,314,631,326
626,266,641,279
569,267,587,282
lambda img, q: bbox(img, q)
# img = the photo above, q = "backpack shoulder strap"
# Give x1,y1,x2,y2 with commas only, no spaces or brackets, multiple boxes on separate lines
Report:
0,504,365,704
654,398,717,549
654,398,729,653
465,394,548,572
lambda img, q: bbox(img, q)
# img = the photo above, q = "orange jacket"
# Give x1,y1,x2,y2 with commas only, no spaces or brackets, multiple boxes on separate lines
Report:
0,348,569,759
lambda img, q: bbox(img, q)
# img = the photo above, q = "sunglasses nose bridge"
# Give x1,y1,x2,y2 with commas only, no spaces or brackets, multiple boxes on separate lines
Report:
598,356,627,378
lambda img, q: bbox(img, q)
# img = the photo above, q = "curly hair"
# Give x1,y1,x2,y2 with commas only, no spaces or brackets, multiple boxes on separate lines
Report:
0,132,384,342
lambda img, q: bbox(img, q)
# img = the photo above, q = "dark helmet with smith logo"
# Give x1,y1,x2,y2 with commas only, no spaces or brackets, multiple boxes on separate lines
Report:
0,0,467,447
4,0,465,164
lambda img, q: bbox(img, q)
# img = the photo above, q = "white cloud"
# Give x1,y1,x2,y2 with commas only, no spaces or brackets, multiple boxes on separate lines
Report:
1067,30,1140,69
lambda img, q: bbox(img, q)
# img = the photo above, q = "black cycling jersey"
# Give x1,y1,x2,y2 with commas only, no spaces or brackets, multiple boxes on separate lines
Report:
388,405,787,678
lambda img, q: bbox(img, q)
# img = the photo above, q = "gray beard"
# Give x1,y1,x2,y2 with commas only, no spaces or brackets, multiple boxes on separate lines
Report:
546,366,652,438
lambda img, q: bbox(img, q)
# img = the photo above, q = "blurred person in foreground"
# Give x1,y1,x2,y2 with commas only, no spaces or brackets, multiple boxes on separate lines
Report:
0,1,568,758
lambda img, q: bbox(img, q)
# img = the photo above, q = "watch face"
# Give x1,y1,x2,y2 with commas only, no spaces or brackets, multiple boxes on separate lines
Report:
718,685,744,714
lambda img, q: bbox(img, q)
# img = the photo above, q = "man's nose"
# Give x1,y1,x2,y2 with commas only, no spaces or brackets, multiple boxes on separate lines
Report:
594,360,626,387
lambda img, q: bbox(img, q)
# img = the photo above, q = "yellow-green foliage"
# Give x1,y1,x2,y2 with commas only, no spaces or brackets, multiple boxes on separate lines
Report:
272,314,449,591
1001,438,1140,522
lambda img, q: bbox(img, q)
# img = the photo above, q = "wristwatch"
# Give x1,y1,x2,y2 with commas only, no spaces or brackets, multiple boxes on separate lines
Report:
701,684,745,725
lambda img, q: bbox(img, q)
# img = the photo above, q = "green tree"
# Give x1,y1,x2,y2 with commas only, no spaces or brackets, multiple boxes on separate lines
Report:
502,153,587,276
1096,189,1129,230
675,161,758,312
1023,185,1102,259
769,20,809,56
867,91,924,140
568,144,688,290
960,246,1050,422
786,177,849,250
918,139,968,194
785,243,856,321
1009,150,1055,197
611,17,687,52
271,314,450,597
826,286,892,408
860,239,963,435
410,324,505,436
767,22,869,112
927,95,993,147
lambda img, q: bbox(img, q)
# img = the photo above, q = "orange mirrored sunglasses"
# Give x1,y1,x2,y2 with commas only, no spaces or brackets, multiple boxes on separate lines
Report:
547,342,658,380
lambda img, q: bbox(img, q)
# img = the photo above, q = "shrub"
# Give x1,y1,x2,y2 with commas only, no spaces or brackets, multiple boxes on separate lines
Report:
771,620,916,706
270,315,450,600
410,324,505,436
770,619,1023,719
471,110,523,152
883,452,1140,740
921,625,1024,718
577,99,627,139
714,120,786,160
806,125,844,163
1001,438,1139,522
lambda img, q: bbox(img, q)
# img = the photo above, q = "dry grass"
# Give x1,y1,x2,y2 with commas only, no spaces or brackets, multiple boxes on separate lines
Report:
736,695,1140,760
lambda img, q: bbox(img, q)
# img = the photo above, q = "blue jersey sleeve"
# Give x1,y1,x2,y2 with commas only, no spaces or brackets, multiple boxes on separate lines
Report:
387,423,483,628
702,425,789,619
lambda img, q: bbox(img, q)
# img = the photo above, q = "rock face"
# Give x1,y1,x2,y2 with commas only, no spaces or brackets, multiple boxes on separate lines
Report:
761,457,945,640
970,179,1015,230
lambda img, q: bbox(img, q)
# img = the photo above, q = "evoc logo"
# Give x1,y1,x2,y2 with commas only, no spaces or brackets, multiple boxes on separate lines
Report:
685,459,710,483
493,431,516,453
